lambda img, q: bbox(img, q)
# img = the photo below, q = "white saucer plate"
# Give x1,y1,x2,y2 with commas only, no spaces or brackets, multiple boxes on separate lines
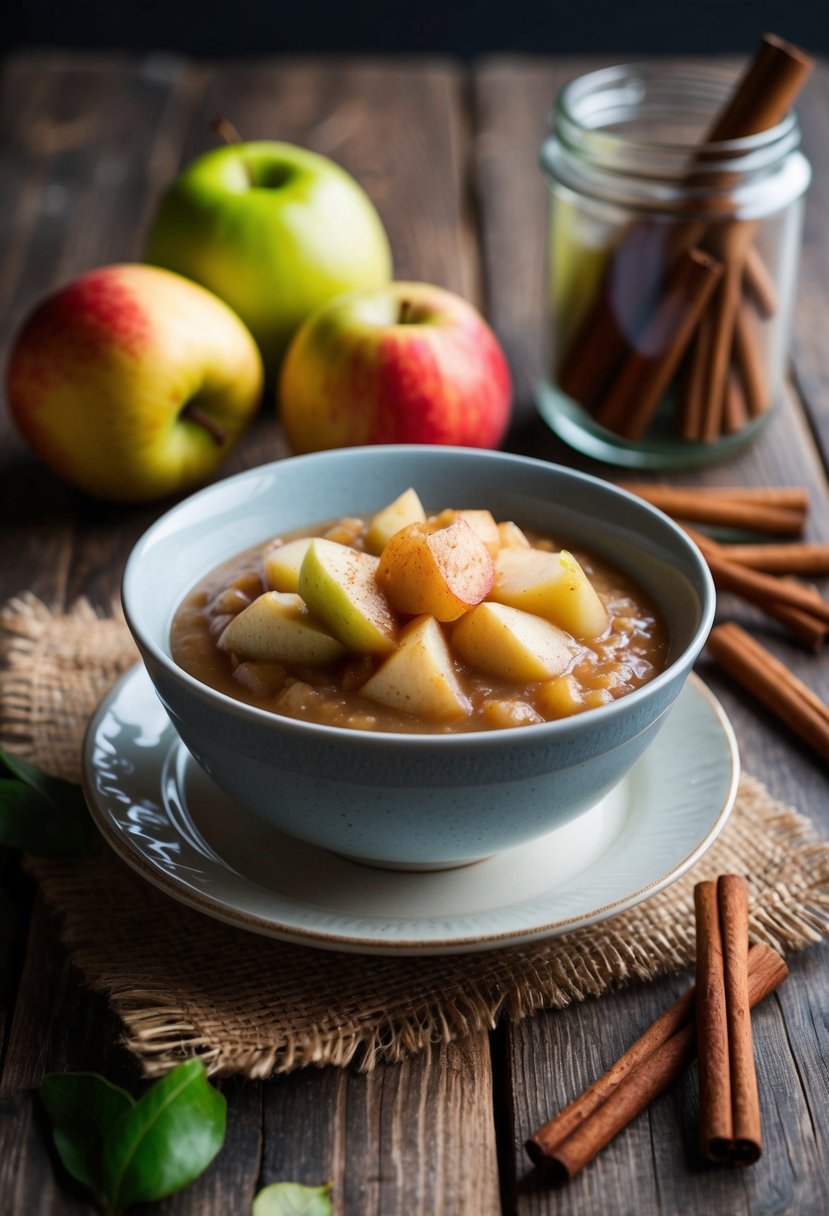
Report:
83,666,739,956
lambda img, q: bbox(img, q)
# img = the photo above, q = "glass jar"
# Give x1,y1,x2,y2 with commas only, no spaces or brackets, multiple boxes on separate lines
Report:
538,62,811,469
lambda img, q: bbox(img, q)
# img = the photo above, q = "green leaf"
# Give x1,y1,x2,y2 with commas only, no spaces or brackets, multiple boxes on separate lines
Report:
253,1182,333,1216
101,1058,226,1214
40,1072,135,1198
0,746,92,856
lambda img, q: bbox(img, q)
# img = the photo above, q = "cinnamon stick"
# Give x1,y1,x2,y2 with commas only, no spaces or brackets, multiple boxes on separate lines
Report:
718,876,762,1165
734,301,770,417
621,485,809,509
618,485,806,534
707,542,829,576
700,250,747,442
594,250,724,440
707,622,829,762
723,370,749,435
705,34,814,140
680,312,714,441
695,880,733,1162
526,943,788,1184
743,244,778,318
703,551,829,625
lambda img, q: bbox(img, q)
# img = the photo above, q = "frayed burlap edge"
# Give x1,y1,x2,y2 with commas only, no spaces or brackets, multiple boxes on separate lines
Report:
4,594,829,1077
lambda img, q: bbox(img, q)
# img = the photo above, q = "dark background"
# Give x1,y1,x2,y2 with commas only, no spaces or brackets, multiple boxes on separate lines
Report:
4,0,828,57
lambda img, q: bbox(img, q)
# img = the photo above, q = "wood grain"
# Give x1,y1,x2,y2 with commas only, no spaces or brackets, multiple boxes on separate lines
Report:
1,50,828,1216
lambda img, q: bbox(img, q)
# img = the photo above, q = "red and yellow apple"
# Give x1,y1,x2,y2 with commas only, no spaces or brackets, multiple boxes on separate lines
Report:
6,264,263,503
279,281,512,452
145,141,392,368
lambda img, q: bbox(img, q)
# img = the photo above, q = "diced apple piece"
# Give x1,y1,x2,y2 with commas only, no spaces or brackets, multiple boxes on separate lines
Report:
364,488,426,555
377,519,494,622
264,537,314,592
536,674,586,719
323,517,364,546
451,601,580,681
232,660,288,696
455,510,500,556
218,592,346,665
497,520,531,549
490,547,610,640
481,699,543,728
427,508,501,556
299,538,398,655
361,616,472,720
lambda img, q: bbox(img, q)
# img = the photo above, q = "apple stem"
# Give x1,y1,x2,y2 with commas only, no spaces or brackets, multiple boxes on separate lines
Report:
398,299,413,325
210,115,243,145
180,402,228,446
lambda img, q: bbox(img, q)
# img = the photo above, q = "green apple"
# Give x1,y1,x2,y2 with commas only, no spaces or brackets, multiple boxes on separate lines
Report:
145,141,392,368
299,539,398,655
361,616,472,720
218,591,345,664
451,602,580,682
6,264,263,503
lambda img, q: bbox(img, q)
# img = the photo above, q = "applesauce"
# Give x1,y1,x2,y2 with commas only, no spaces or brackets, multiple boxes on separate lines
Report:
171,499,668,734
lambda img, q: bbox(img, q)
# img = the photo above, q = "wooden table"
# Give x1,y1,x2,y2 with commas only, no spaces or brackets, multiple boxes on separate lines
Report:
1,50,827,1215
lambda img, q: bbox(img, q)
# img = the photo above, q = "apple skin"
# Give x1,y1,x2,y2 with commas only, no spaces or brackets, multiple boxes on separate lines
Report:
279,281,512,453
6,264,264,503
145,141,392,368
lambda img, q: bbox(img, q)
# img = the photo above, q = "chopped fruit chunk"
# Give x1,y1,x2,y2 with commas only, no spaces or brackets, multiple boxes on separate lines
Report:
323,516,364,545
451,601,580,681
536,674,586,718
377,518,494,622
264,537,315,592
218,592,346,664
481,699,543,728
364,488,426,555
299,538,398,655
428,508,500,556
490,547,609,639
232,660,288,696
497,520,531,549
361,616,472,719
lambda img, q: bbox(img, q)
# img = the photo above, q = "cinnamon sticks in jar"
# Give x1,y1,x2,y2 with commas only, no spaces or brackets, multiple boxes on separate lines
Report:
547,35,813,450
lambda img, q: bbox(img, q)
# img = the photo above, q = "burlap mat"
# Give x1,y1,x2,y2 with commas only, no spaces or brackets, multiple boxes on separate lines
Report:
3,593,829,1078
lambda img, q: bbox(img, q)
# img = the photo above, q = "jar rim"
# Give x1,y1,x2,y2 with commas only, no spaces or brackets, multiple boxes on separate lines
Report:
552,61,800,174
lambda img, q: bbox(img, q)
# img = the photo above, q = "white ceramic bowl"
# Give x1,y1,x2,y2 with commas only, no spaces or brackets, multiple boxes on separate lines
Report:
122,446,715,870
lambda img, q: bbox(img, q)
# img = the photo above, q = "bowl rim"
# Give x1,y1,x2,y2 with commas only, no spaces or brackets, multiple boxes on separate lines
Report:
121,445,716,749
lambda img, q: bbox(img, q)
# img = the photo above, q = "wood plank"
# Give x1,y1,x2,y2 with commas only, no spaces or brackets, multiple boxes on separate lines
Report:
474,56,829,1216
259,1036,500,1216
791,60,829,469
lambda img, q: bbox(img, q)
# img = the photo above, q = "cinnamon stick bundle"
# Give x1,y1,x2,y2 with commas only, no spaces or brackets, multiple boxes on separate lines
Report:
681,526,829,650
695,876,762,1165
556,34,813,445
526,943,788,1185
707,622,829,762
